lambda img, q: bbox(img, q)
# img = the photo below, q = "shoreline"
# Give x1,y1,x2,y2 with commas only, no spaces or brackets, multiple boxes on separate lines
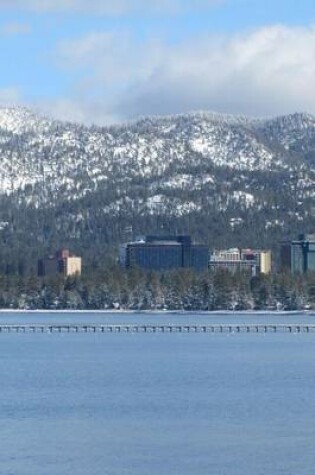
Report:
0,309,314,316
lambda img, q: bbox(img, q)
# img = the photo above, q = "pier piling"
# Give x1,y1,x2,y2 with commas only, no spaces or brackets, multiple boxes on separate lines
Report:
0,323,314,334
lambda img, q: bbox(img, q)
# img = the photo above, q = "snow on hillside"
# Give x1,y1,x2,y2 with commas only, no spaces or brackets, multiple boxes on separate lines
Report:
0,106,314,217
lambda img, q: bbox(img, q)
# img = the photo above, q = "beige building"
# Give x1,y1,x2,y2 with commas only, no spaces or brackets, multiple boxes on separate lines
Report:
210,248,271,275
256,250,272,274
63,256,82,277
38,249,82,277
240,249,272,274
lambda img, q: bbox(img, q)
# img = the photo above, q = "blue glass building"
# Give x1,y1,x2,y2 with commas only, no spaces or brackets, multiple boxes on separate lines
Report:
281,234,315,273
119,235,209,271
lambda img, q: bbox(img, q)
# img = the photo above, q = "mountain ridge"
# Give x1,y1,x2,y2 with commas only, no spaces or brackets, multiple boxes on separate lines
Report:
0,106,314,273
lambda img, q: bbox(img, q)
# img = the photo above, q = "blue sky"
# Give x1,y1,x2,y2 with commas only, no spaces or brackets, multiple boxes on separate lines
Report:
0,0,315,124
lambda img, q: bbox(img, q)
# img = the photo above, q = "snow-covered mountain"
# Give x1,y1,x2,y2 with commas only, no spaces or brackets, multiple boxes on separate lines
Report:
0,106,314,202
0,105,315,272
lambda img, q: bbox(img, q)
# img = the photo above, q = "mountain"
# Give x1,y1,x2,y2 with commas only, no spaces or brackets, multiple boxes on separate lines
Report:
0,106,315,274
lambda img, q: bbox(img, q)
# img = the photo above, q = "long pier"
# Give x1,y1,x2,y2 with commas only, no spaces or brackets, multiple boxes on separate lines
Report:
0,324,315,333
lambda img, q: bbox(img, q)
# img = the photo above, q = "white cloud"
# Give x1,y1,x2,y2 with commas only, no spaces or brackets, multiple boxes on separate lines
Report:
40,98,121,125
118,25,315,119
52,25,315,124
57,31,160,84
0,0,221,14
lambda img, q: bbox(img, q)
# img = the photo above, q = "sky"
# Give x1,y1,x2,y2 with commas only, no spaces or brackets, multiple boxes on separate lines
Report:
0,0,315,125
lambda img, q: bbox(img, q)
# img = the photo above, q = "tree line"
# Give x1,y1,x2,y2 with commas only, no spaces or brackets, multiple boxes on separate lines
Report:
0,266,314,311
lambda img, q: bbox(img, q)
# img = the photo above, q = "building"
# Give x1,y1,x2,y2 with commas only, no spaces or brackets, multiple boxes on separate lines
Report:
119,235,209,271
281,234,315,273
209,248,271,276
241,249,272,275
38,249,82,277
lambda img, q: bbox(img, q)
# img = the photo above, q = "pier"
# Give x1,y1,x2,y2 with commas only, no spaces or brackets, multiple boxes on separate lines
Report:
0,324,314,334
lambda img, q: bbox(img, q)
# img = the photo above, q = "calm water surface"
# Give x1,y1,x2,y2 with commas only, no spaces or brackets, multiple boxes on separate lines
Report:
1,309,315,325
0,311,315,475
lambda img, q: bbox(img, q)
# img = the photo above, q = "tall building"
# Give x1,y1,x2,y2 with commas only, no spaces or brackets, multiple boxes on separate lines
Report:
119,235,209,271
281,234,315,273
38,249,82,277
209,248,271,275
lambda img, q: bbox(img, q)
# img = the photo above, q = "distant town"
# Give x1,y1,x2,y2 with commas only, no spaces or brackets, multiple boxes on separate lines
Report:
119,235,271,276
38,233,315,278
9,232,310,311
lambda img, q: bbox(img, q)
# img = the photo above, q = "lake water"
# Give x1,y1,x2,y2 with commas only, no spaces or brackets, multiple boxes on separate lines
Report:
1,311,315,475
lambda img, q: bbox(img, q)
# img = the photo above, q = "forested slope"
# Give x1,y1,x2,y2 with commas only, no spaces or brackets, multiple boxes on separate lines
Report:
0,107,315,274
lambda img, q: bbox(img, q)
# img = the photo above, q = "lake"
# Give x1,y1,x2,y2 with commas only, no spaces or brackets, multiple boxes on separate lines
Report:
0,311,315,475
